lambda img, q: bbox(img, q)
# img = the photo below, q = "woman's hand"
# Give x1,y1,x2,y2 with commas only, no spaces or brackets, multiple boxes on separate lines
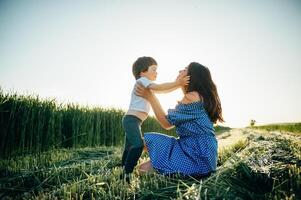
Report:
135,82,174,130
134,82,153,100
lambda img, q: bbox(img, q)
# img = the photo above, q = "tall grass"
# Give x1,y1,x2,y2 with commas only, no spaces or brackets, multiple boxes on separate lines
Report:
0,89,175,158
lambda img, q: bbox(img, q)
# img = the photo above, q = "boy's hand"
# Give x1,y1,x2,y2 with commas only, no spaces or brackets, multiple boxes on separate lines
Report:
176,75,190,86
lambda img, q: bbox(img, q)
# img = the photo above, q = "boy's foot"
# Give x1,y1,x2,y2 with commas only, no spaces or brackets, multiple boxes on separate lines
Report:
120,172,131,184
125,174,131,184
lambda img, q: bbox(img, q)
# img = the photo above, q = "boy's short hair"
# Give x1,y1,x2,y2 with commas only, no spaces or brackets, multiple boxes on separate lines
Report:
132,56,157,80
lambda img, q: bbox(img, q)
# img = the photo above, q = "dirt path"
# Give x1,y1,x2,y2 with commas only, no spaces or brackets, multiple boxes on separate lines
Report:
217,128,249,149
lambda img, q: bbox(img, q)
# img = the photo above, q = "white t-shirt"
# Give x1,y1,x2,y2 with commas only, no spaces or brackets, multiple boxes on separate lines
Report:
128,77,152,113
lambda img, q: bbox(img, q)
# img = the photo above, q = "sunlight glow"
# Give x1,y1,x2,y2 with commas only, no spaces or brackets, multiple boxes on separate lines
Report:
0,0,300,127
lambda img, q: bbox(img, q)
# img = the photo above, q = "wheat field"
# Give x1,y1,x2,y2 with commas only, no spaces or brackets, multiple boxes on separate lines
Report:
0,89,300,199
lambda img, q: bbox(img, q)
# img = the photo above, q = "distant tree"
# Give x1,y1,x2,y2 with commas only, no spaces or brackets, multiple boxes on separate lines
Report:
250,119,256,127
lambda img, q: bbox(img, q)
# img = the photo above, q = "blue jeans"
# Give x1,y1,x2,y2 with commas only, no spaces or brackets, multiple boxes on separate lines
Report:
121,115,144,174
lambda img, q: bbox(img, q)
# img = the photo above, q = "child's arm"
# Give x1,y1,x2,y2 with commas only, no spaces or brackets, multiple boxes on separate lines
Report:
148,75,190,93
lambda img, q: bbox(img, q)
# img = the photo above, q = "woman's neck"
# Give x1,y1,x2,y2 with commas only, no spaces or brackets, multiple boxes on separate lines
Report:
179,91,202,104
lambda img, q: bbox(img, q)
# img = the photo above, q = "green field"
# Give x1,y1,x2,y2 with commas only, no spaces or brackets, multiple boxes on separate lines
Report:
1,130,300,199
251,123,301,135
0,89,175,158
0,90,300,199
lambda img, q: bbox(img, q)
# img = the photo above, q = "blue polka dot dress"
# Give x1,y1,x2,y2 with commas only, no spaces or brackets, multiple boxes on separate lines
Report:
144,101,218,176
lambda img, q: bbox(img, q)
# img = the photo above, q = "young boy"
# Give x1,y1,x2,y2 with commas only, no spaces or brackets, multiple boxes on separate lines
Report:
121,56,189,183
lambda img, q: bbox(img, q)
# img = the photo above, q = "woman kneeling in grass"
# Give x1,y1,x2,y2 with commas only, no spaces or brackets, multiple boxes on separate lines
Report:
135,62,224,177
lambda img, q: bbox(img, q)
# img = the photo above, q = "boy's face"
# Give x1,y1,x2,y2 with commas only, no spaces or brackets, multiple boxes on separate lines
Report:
140,65,157,81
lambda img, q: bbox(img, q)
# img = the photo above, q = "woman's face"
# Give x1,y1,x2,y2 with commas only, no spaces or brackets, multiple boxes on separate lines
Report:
178,67,188,78
177,66,189,92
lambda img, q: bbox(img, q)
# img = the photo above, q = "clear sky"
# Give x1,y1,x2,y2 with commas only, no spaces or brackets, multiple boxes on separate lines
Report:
0,0,300,128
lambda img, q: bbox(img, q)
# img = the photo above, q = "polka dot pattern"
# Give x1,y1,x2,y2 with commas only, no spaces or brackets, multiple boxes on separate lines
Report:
144,101,218,176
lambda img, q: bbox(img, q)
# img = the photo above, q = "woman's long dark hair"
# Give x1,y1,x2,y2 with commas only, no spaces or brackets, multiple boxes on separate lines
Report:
186,62,224,123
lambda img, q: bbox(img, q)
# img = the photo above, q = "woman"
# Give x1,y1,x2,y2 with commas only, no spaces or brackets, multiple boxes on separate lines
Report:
135,62,224,177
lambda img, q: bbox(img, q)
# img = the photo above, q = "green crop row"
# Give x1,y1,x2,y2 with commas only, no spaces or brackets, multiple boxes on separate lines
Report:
0,88,175,158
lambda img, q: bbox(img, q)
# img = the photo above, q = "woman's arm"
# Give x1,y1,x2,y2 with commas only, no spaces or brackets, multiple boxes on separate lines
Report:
135,83,174,130
148,94,174,130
